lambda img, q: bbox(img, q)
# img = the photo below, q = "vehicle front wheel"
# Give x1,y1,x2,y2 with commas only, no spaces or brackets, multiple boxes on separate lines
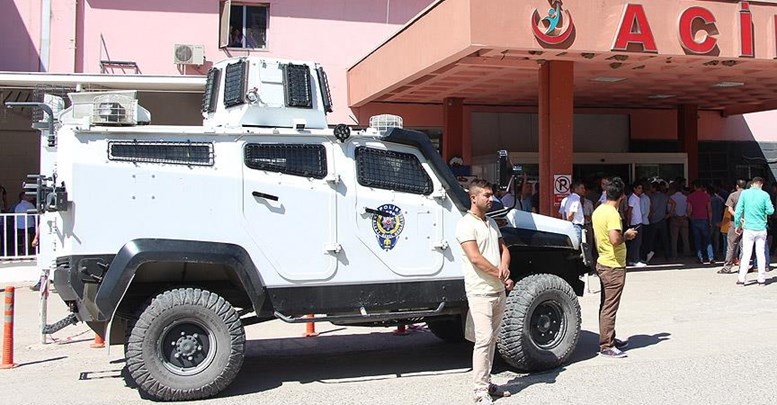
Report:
497,274,581,371
125,288,245,401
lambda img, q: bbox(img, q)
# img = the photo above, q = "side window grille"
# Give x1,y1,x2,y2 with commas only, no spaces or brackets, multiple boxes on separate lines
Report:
283,63,312,108
223,60,247,108
316,66,333,113
108,141,214,166
356,147,433,195
202,67,221,113
244,144,327,179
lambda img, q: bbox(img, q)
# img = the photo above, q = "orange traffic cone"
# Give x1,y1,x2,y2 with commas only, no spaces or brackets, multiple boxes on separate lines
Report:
303,314,318,337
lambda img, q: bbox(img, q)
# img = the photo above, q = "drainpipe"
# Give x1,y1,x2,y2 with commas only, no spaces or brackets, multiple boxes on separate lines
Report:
40,0,52,72
73,0,80,72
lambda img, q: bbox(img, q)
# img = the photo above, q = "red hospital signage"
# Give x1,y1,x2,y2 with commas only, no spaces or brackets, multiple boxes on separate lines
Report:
678,7,718,54
612,4,658,53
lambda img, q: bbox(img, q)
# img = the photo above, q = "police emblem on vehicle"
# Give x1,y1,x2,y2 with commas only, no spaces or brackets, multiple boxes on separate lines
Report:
371,204,405,251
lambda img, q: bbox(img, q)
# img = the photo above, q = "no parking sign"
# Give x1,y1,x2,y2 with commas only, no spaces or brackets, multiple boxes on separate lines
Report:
553,174,571,206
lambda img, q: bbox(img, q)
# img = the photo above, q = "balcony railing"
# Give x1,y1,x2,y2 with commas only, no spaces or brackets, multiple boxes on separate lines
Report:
0,212,39,260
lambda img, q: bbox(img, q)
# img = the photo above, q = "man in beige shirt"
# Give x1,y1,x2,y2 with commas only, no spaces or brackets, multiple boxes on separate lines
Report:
456,179,514,404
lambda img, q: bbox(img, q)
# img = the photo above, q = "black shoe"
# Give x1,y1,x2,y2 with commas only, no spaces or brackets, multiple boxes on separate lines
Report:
488,384,511,398
30,282,40,292
614,338,629,349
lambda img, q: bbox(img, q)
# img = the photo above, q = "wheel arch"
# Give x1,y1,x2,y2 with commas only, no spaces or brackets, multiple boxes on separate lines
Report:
96,239,265,341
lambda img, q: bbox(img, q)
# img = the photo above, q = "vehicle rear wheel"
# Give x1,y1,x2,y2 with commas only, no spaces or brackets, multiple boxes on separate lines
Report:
125,288,245,401
427,316,465,343
497,274,580,371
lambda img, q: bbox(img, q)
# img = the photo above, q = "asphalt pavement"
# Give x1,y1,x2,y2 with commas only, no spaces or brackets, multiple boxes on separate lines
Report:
1,259,776,405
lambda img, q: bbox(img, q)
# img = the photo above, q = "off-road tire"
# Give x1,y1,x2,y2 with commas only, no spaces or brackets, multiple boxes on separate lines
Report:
125,288,245,401
497,274,580,371
427,316,465,343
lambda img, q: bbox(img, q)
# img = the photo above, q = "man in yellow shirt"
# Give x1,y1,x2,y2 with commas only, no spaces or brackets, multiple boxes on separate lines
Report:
592,177,637,358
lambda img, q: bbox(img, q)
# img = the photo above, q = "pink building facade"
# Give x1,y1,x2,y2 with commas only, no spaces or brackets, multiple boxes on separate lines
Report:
2,0,777,200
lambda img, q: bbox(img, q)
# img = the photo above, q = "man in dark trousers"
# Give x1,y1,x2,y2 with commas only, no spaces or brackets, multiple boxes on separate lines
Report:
718,179,746,274
592,177,637,358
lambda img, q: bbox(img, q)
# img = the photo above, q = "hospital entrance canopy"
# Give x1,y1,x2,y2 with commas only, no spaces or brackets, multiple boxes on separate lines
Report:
348,0,777,116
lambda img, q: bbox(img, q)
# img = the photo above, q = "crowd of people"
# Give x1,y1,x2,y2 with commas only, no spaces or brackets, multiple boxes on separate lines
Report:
550,175,777,270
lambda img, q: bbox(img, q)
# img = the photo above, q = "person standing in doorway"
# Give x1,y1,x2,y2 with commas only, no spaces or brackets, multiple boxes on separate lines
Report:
718,179,746,274
709,185,725,259
592,177,637,358
647,181,671,261
626,182,646,267
638,181,652,262
456,179,513,404
668,182,691,259
563,181,586,243
687,180,714,264
735,177,774,286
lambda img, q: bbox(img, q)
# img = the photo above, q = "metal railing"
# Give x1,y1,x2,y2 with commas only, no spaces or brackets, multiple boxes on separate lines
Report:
0,212,39,260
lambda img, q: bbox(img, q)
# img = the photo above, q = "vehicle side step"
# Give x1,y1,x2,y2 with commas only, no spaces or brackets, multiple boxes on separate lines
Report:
273,302,449,324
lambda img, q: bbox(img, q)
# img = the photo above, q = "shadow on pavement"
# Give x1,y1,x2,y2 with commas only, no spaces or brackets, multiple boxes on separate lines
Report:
17,355,67,368
624,332,671,351
221,329,472,398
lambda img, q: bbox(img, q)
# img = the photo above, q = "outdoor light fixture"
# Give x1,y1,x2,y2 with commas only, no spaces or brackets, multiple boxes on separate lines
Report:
712,81,744,88
581,52,595,59
721,60,738,67
591,76,627,83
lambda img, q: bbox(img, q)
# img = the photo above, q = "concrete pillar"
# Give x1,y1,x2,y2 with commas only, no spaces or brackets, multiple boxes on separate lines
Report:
442,97,464,164
678,104,699,181
538,61,574,216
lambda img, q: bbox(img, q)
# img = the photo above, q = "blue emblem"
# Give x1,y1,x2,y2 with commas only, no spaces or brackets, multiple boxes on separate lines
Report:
371,204,405,251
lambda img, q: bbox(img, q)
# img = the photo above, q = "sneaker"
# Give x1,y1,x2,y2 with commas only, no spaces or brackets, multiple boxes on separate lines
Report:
614,338,629,349
598,347,627,358
30,282,41,292
736,280,746,286
707,260,715,265
633,261,647,268
488,384,511,398
646,251,655,263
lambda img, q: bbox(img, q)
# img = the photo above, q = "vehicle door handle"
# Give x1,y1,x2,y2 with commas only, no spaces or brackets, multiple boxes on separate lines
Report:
252,191,279,201
364,207,393,216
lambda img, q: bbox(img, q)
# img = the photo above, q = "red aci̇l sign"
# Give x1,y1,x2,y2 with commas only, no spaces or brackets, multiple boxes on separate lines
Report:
534,1,760,57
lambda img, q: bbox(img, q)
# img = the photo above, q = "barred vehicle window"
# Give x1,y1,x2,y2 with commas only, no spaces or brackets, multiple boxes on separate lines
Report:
244,144,327,179
108,141,214,166
356,147,433,195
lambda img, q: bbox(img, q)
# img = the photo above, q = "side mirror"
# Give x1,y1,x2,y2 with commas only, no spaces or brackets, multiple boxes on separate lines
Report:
496,150,522,191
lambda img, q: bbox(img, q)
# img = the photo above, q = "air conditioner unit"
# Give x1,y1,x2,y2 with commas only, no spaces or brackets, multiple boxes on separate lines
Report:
173,44,205,65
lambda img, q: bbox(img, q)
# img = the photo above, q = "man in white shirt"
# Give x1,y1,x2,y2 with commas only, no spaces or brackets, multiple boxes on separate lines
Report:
14,192,36,256
564,181,586,244
667,182,691,258
626,183,646,267
456,179,513,404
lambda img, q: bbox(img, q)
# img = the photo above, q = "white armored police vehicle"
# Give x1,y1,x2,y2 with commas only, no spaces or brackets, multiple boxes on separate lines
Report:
16,57,589,401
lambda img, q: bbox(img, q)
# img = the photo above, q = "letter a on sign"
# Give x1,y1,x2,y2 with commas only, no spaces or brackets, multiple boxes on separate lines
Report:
612,4,658,53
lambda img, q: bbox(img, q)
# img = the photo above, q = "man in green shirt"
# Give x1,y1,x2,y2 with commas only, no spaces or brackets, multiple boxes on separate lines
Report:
734,177,775,285
592,177,637,358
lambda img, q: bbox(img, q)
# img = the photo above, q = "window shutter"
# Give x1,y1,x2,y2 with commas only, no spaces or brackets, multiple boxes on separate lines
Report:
219,0,232,48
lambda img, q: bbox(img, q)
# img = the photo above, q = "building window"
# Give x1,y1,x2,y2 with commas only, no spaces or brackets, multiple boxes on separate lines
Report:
220,2,268,49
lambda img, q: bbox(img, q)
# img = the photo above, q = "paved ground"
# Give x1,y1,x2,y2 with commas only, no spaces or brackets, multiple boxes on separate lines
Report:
1,260,776,404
